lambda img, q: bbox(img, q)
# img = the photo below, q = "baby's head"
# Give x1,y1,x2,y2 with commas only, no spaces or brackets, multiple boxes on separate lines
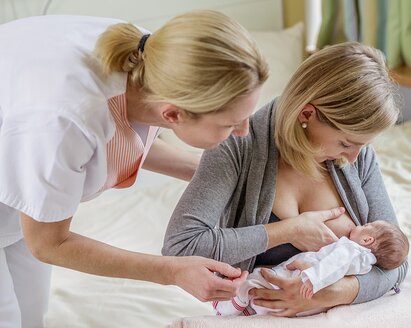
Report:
349,220,409,270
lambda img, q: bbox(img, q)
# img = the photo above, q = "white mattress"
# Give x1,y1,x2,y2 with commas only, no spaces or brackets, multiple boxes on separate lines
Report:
45,121,411,328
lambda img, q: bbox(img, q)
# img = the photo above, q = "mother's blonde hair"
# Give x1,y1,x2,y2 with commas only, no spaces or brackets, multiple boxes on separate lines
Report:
275,42,399,179
94,10,268,114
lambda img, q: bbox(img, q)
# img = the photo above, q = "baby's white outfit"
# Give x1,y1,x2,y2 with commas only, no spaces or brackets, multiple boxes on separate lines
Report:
214,237,376,316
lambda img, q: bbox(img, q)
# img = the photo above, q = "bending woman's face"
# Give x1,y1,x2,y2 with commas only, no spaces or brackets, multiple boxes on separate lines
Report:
172,87,262,149
303,109,376,164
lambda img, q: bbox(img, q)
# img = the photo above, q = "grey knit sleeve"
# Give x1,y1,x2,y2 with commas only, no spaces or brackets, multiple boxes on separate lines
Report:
352,146,409,303
161,136,268,266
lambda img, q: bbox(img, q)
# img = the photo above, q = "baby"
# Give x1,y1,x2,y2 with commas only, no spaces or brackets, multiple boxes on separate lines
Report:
214,220,409,316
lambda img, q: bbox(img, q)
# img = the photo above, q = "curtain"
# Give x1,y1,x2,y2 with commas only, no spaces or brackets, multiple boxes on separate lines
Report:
316,0,411,69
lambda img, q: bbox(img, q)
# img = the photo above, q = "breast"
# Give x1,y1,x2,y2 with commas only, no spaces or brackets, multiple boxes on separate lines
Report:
274,165,356,238
299,178,357,238
324,214,356,238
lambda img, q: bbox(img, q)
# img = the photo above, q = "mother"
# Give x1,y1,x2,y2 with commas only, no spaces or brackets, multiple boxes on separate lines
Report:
163,42,409,316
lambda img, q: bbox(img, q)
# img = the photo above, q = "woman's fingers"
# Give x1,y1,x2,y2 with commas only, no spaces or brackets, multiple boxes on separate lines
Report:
232,270,249,284
173,256,246,301
253,298,286,309
317,207,345,223
286,260,312,271
259,268,300,289
208,290,239,301
290,207,344,251
206,259,242,279
269,308,299,318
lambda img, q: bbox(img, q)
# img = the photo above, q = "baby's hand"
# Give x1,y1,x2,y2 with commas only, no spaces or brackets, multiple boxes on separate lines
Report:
286,260,312,271
300,280,314,299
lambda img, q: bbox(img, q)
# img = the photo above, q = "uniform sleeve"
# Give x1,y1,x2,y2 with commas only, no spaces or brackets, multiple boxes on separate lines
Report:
353,146,409,303
161,136,268,265
0,112,96,221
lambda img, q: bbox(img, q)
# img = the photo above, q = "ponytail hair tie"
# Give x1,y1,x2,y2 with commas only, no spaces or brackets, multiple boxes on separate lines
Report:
138,34,150,53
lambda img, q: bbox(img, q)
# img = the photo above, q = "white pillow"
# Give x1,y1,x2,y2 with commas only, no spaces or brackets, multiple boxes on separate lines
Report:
160,22,304,153
251,22,304,109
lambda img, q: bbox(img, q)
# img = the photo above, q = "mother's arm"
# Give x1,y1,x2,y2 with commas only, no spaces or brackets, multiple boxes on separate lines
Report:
352,146,408,303
162,137,270,264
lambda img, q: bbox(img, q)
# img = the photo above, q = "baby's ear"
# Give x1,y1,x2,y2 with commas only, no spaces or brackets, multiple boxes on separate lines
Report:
361,235,375,246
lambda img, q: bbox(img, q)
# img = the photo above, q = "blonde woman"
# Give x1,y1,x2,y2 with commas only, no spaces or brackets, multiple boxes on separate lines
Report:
0,10,282,327
163,42,409,316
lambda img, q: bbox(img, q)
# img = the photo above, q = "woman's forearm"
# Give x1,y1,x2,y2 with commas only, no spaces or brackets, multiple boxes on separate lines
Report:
143,137,200,181
163,222,269,265
23,217,246,302
314,276,359,308
353,261,408,304
264,219,295,249
21,213,175,284
38,230,177,284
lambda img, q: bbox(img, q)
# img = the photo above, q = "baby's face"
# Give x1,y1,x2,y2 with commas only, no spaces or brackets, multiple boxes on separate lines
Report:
349,223,377,244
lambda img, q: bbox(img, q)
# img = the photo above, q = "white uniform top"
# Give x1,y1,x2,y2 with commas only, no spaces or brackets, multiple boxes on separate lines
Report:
0,15,153,246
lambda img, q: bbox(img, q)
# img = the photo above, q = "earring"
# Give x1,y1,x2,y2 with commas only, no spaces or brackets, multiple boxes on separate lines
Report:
301,122,307,129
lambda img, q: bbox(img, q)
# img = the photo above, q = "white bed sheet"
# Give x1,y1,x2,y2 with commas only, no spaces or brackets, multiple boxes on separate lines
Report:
45,177,207,328
45,121,411,328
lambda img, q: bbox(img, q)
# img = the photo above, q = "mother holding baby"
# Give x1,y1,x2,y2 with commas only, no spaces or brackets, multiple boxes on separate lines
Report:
162,42,409,316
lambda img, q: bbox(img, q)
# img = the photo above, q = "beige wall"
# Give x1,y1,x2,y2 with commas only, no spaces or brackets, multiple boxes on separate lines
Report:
283,0,305,27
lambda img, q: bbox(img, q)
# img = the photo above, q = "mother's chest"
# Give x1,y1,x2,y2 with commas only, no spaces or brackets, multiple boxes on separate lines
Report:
273,167,358,237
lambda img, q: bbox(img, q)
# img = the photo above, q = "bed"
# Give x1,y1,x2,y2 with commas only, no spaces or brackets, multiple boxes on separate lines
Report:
1,1,410,327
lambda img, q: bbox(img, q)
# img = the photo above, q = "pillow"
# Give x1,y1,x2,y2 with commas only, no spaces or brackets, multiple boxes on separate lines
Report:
252,22,304,109
159,22,304,153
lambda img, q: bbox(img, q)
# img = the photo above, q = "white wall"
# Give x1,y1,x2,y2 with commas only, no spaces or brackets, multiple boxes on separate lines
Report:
1,0,283,31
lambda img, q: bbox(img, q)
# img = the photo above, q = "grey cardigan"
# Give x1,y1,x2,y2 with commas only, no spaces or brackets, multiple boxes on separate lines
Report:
162,98,408,304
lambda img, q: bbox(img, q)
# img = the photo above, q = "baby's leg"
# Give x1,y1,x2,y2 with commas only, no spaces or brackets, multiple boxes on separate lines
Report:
213,268,275,316
212,298,247,316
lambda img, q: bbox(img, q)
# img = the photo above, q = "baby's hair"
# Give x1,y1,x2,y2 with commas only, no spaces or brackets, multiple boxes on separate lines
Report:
369,221,409,270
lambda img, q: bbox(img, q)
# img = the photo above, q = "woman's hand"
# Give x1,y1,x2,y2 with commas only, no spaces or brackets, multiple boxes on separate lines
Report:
286,260,314,299
288,207,345,251
249,268,359,317
265,207,344,252
169,256,248,302
250,268,310,317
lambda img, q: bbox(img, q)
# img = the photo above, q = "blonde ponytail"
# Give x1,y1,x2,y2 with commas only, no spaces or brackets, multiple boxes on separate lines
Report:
94,10,268,115
94,23,144,74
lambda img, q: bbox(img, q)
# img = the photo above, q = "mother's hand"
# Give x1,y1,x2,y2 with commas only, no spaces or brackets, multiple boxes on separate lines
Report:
265,208,344,252
289,207,344,251
249,267,359,317
249,268,316,317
